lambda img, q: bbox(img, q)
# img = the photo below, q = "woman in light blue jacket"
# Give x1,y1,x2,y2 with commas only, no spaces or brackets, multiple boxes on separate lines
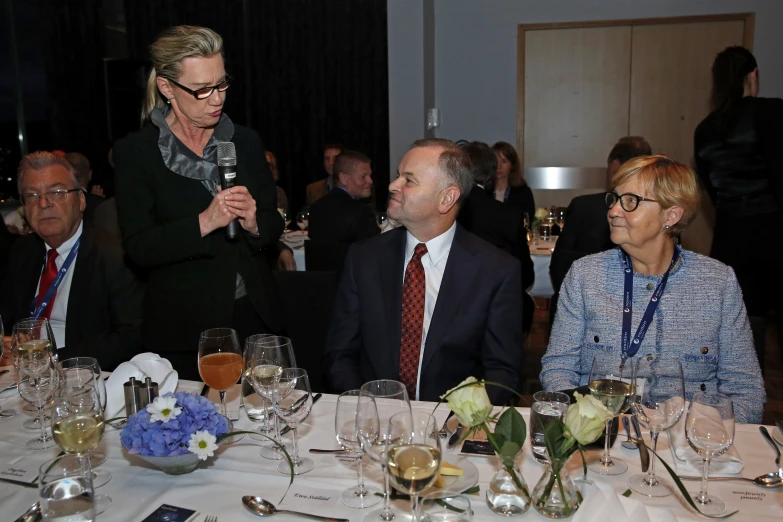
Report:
540,155,765,423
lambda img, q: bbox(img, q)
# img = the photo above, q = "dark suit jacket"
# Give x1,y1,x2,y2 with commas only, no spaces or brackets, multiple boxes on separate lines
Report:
0,223,143,370
0,221,16,276
83,193,105,224
308,188,380,243
325,225,523,403
487,185,536,221
458,186,535,332
113,123,283,374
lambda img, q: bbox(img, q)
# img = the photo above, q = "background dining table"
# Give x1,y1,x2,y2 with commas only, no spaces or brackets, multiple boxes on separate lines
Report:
1,372,780,521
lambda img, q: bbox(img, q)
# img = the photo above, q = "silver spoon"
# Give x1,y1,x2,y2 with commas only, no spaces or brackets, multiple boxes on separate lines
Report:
242,496,349,522
759,426,783,477
678,473,783,488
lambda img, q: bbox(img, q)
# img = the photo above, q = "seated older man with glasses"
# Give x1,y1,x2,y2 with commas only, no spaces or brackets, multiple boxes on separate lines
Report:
540,155,765,424
0,151,143,370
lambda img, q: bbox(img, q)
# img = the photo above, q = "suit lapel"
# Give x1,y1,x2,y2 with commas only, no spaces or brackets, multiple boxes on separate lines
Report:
65,226,93,347
21,239,46,316
381,229,406,371
421,226,479,373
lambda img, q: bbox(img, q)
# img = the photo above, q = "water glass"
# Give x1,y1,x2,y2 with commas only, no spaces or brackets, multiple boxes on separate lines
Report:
530,391,570,463
419,492,473,522
685,393,735,515
39,455,95,522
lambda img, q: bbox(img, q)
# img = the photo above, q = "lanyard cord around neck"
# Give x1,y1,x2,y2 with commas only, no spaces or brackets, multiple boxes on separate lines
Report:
29,238,81,319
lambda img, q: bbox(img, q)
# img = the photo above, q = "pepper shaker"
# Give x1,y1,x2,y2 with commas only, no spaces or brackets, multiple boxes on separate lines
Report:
143,376,159,405
123,377,143,416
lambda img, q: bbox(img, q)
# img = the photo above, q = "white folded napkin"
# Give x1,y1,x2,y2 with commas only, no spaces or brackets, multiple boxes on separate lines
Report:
668,401,743,476
105,353,178,418
573,481,677,522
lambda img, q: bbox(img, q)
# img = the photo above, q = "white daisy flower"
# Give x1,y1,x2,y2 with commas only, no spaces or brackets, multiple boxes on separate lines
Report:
147,396,182,423
188,430,218,460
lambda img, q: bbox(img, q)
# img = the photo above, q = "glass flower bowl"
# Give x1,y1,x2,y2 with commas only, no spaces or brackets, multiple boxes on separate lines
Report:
135,451,202,475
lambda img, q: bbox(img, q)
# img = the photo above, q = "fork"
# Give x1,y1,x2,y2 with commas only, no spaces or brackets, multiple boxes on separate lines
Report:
205,516,217,522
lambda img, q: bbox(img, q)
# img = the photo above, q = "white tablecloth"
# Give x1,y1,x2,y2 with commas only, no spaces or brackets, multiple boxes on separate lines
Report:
0,380,780,522
280,231,307,271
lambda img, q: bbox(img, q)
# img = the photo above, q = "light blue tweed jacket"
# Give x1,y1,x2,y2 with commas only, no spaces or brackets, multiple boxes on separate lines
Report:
540,246,765,424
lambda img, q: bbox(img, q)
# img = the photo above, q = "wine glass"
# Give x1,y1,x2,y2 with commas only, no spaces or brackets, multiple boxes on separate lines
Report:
587,352,634,475
358,380,411,522
628,354,685,497
52,367,111,514
245,334,296,459
387,411,442,522
242,333,276,437
12,318,57,416
275,368,314,475
685,393,735,515
0,315,17,422
296,209,309,231
17,350,58,449
283,210,292,233
198,327,243,442
376,212,388,230
419,492,473,522
336,390,382,508
59,357,112,490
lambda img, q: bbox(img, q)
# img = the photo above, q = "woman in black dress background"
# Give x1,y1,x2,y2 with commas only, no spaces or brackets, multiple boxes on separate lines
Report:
694,46,783,368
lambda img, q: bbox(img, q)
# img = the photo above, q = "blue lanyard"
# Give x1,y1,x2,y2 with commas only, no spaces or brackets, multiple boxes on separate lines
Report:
30,238,81,318
620,247,679,358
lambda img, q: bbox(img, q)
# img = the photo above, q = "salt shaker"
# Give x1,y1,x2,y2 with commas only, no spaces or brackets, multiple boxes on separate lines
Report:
123,377,143,416
143,376,159,405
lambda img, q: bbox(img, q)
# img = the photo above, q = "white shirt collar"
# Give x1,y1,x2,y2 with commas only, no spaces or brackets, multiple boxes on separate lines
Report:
405,221,457,267
45,220,84,258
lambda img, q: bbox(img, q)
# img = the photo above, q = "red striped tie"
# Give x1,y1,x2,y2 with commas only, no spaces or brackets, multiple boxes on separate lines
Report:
399,243,428,398
35,249,59,319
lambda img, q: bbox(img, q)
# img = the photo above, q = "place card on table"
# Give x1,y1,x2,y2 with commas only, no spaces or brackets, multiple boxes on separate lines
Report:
0,453,53,483
279,485,342,510
140,504,199,522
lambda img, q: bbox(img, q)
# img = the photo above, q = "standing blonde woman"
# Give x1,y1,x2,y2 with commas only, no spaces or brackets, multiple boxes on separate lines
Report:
113,26,283,379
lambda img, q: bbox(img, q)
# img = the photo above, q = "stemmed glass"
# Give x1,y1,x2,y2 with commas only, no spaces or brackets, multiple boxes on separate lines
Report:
628,354,685,496
283,210,292,233
685,393,735,515
336,390,382,508
17,350,58,449
587,352,634,475
0,315,17,422
12,318,56,417
358,380,411,522
296,210,309,231
198,328,244,442
245,334,296,459
376,212,388,230
386,411,442,522
59,357,112,489
275,368,314,475
52,367,110,514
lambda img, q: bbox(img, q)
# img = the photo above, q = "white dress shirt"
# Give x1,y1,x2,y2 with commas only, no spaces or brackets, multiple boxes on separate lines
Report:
402,221,457,400
35,221,83,349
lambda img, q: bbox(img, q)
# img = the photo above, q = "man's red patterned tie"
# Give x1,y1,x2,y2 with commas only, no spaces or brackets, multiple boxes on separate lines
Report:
399,243,428,399
35,249,59,319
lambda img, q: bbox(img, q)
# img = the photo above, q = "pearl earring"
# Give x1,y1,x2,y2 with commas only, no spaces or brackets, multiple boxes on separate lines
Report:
664,224,671,229
166,98,171,104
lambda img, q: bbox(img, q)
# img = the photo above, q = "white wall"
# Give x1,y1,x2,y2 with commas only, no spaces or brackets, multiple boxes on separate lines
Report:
426,0,783,146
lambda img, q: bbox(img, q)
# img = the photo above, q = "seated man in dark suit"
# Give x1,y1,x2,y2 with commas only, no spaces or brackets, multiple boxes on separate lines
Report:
308,150,380,243
305,144,343,206
457,141,535,334
0,151,143,370
325,139,523,403
549,136,652,322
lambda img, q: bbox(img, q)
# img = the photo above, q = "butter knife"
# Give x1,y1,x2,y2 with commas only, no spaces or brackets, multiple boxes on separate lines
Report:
447,424,464,449
630,416,649,472
280,393,321,435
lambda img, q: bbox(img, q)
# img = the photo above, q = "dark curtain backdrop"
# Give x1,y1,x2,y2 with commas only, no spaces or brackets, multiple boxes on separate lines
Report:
37,0,110,186
124,0,389,213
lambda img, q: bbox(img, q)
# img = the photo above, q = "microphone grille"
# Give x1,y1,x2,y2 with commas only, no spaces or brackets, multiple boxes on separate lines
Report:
217,142,237,166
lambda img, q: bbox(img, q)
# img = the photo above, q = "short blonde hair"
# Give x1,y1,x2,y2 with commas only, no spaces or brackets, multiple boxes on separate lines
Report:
141,25,224,123
611,155,700,237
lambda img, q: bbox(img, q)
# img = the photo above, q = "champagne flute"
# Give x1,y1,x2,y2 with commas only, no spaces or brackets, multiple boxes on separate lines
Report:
59,357,112,489
387,411,441,522
275,368,314,475
0,315,17,422
587,352,634,475
12,318,57,416
17,351,58,449
52,367,110,514
198,327,243,442
685,393,735,515
336,390,382,508
245,334,296,459
628,354,685,496
358,380,411,522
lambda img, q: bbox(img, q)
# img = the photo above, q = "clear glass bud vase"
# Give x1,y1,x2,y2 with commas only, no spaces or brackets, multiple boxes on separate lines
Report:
486,452,530,516
531,456,580,519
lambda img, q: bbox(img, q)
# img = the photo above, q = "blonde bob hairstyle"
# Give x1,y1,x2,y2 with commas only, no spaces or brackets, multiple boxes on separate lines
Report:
141,25,224,123
611,155,700,238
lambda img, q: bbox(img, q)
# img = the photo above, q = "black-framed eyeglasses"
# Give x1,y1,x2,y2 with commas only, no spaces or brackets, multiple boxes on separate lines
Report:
166,75,232,100
605,191,658,212
20,188,82,206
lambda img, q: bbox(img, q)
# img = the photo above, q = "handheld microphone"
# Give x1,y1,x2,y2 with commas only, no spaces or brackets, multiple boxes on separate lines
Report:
217,141,239,240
